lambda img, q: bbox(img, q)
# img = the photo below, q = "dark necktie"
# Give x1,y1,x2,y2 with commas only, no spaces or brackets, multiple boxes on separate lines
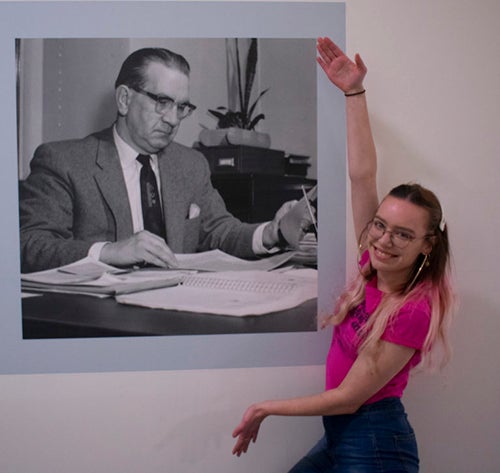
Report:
137,154,165,239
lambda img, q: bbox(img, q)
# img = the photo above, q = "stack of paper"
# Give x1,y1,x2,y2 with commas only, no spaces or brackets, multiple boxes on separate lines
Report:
21,258,188,298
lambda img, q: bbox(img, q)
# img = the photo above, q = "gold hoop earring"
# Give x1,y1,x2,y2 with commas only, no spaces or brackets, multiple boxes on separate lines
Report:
357,242,365,262
406,253,430,292
357,243,366,275
357,225,376,278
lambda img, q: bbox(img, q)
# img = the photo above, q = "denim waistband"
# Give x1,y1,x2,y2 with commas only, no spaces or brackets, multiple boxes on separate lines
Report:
322,397,406,426
356,396,404,414
322,397,412,442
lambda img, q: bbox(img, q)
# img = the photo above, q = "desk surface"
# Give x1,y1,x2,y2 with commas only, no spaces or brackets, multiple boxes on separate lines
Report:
22,293,318,339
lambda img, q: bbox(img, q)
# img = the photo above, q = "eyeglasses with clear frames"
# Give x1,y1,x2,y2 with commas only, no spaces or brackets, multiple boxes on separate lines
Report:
368,218,431,249
132,87,196,119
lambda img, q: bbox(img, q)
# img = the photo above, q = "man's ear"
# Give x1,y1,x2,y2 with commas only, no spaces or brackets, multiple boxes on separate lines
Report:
115,85,131,115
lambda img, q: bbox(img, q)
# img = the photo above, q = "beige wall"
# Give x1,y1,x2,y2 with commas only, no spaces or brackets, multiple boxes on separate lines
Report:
344,1,500,471
3,1,500,472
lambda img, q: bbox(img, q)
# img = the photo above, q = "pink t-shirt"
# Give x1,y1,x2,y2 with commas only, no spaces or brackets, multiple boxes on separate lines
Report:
325,277,431,404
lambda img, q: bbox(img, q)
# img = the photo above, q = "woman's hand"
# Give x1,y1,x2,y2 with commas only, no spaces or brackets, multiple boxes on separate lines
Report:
231,403,268,457
317,37,367,94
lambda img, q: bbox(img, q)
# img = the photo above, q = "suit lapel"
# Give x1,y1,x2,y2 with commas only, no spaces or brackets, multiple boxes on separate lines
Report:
158,145,186,253
93,128,134,240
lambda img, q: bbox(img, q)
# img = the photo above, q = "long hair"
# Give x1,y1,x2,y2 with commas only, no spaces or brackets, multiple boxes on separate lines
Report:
114,48,191,90
324,183,456,370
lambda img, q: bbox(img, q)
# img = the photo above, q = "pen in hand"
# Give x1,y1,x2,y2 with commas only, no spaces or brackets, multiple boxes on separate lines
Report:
301,185,318,237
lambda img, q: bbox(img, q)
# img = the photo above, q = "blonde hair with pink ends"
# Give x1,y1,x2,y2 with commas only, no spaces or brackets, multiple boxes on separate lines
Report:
322,270,456,371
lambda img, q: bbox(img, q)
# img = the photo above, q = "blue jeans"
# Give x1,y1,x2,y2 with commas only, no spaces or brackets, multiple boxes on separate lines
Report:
288,398,419,473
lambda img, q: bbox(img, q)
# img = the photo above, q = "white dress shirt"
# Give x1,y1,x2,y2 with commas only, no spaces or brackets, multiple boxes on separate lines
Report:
88,126,273,260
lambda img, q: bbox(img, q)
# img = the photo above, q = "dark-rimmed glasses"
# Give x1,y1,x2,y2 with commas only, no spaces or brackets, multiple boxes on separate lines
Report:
132,87,196,119
367,218,430,249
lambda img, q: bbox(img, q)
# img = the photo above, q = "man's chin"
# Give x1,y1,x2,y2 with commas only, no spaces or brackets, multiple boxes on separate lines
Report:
148,136,174,153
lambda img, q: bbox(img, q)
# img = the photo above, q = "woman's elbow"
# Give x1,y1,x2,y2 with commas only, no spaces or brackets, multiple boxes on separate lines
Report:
341,400,364,415
323,391,365,416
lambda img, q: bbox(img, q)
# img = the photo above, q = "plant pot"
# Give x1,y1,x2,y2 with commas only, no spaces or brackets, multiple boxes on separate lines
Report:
198,127,271,149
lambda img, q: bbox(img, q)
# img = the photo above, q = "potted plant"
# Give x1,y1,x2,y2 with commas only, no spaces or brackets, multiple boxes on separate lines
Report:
199,38,271,148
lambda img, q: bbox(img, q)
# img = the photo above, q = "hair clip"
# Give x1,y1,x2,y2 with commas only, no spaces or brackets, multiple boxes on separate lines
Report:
439,217,446,232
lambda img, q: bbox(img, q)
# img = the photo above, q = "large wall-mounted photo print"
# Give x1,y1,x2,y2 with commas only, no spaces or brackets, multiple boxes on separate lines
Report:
18,37,319,339
1,1,346,374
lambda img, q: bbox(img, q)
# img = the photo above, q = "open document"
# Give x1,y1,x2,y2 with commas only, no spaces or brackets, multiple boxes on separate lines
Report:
116,268,317,317
175,249,294,272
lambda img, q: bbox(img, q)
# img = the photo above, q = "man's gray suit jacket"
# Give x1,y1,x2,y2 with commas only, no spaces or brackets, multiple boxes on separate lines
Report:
20,127,258,273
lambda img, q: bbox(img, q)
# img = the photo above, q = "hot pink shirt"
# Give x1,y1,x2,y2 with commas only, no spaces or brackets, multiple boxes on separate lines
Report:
325,277,431,404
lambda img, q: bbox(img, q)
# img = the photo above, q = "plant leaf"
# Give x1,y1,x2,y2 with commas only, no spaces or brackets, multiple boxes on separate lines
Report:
210,38,269,130
208,109,227,120
235,38,244,116
243,38,258,117
246,88,269,127
248,113,265,131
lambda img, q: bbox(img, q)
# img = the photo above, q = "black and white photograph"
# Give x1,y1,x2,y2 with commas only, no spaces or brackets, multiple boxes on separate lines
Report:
17,37,322,339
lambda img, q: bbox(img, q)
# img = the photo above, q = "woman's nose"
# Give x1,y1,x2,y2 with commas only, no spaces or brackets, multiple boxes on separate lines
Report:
378,230,394,246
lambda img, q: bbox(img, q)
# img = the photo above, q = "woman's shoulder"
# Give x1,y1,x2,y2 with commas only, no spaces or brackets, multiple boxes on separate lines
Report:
401,282,433,315
383,292,431,349
401,293,431,315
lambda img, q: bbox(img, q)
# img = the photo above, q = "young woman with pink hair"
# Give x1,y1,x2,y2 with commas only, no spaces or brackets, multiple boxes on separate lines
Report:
232,37,455,472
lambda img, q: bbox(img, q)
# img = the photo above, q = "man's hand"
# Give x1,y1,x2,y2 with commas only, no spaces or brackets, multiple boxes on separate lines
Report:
99,231,178,268
262,200,297,249
276,186,317,249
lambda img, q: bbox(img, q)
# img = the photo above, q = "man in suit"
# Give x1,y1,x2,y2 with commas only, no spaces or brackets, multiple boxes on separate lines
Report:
20,47,311,273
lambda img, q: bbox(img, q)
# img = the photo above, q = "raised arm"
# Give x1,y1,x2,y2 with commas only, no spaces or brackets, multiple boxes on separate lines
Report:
317,37,379,241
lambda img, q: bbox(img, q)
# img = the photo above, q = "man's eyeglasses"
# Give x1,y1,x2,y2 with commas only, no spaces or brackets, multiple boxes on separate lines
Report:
367,218,430,249
132,87,196,119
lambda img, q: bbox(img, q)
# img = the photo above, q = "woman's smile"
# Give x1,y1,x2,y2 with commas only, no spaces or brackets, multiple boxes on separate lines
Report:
371,244,397,261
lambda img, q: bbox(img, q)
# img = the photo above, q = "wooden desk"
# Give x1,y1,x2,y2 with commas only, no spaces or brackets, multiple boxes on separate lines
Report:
22,293,317,339
21,156,318,339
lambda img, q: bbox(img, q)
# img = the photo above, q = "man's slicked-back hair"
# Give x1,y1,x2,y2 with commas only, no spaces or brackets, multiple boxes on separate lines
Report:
115,48,191,90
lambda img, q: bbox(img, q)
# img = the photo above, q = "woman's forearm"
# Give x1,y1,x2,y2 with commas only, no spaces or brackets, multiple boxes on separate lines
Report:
255,341,416,420
346,93,377,183
257,388,361,419
346,92,380,237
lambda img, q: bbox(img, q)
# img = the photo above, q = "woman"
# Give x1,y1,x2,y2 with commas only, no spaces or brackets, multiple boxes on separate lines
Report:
231,37,455,472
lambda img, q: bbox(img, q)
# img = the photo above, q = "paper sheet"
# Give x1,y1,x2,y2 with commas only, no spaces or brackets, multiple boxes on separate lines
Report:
116,268,317,317
175,250,295,272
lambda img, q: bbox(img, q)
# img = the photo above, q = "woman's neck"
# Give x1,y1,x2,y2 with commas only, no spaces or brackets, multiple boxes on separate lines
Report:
375,269,410,293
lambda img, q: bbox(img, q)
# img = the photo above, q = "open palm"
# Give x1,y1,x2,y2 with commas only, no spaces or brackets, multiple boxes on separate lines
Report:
317,37,367,94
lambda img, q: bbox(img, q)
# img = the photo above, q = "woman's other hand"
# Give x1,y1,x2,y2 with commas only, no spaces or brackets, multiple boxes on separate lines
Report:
231,403,267,457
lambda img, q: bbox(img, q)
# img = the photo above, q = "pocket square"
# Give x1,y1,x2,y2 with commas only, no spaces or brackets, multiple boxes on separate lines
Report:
188,203,200,219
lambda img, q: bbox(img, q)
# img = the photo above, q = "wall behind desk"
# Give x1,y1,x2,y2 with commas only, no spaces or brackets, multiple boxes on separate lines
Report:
18,37,317,179
2,0,500,472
